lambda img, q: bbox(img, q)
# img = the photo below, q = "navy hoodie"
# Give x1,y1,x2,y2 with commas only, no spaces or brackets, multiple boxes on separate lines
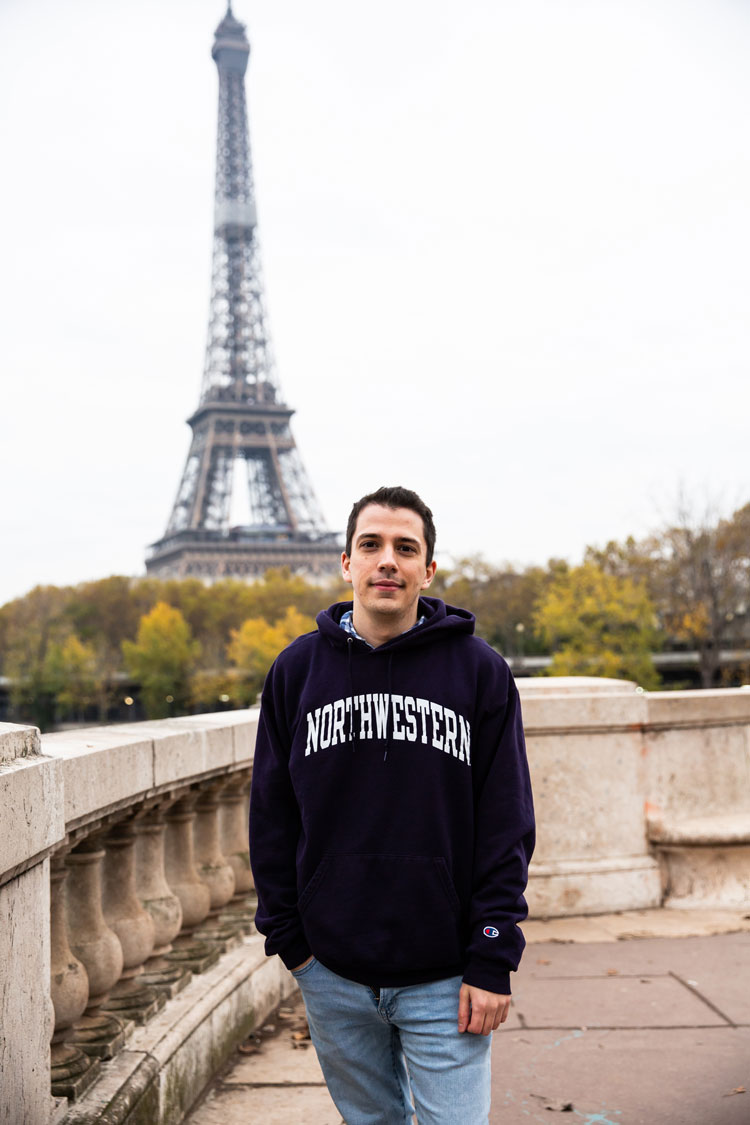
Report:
249,596,535,995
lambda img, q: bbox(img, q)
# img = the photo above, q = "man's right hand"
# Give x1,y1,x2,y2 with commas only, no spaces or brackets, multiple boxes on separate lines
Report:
292,956,314,972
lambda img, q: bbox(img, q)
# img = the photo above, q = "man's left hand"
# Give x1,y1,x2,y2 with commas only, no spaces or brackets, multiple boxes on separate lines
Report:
457,983,511,1035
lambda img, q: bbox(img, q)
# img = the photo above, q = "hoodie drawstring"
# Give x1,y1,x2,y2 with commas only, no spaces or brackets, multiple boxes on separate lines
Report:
345,635,393,762
383,652,394,762
347,637,357,750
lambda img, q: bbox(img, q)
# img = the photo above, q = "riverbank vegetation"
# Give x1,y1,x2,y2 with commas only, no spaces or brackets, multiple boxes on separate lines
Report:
2,500,748,728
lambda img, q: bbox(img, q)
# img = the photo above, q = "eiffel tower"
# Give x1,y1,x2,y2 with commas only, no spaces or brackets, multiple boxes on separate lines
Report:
147,4,340,581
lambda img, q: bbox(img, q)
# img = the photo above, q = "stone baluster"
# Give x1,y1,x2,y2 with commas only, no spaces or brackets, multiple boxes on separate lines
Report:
134,803,182,956
100,817,163,1024
162,789,223,974
194,779,236,914
220,770,253,896
65,829,129,1059
65,832,124,1009
102,817,155,977
134,800,192,998
49,850,101,1099
218,771,257,935
163,790,211,933
188,778,247,953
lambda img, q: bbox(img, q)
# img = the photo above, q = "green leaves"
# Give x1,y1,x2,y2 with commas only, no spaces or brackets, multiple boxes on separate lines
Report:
533,562,660,689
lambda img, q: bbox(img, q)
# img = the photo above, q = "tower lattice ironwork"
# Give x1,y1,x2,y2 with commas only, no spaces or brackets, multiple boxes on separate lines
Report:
147,4,339,581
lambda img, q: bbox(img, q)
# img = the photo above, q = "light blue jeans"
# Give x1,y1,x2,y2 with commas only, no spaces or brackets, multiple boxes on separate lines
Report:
292,957,491,1124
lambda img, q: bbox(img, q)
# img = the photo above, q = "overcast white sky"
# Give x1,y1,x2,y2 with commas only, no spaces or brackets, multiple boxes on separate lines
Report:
2,0,749,605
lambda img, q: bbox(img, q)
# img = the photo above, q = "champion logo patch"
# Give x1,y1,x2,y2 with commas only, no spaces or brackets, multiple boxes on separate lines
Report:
483,925,500,939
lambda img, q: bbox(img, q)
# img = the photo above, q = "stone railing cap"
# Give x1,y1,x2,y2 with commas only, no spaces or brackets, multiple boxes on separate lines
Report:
521,690,648,731
0,722,41,765
518,676,638,696
646,688,750,725
41,712,258,829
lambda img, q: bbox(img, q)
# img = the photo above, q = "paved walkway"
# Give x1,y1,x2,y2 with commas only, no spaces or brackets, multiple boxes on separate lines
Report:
187,910,750,1124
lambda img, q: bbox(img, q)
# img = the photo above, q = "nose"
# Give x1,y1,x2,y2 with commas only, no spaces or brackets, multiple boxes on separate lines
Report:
378,543,398,570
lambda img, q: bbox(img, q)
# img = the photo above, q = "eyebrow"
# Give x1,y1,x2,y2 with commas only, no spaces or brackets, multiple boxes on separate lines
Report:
356,532,422,547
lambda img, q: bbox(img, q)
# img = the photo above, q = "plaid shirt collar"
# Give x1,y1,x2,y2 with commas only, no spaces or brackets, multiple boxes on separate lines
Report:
339,608,425,649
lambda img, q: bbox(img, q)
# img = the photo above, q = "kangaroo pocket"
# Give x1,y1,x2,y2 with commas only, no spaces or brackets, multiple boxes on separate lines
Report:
298,854,462,975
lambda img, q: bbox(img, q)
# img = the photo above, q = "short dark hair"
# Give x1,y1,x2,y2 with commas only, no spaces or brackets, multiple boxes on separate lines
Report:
345,486,436,564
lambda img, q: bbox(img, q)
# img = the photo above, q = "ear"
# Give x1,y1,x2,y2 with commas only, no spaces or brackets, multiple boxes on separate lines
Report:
341,552,353,584
421,560,437,590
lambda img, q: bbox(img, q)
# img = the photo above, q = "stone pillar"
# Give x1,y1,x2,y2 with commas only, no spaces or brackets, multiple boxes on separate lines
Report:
0,722,64,1125
134,806,182,955
99,817,165,1024
101,818,155,978
49,851,101,1099
217,771,256,936
194,780,236,914
164,791,211,932
220,770,253,895
65,831,129,1058
66,833,124,1008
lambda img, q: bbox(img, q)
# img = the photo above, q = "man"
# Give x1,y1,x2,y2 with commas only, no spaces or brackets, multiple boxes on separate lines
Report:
249,486,535,1124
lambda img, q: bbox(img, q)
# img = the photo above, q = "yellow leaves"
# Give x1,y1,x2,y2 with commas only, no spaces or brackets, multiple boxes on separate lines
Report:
227,605,315,704
44,634,98,716
0,571,329,725
122,602,201,718
533,562,660,688
228,606,315,669
675,605,710,643
228,617,289,677
123,602,201,671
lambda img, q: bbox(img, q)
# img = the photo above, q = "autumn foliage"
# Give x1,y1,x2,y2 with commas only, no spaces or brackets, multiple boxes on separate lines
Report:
533,562,660,688
1,498,748,729
0,570,348,728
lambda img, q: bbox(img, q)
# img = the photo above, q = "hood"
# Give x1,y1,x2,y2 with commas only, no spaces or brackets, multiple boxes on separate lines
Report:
316,596,475,651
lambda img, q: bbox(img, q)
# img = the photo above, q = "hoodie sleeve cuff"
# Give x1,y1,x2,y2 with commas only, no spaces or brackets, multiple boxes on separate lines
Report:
277,938,313,973
462,962,512,996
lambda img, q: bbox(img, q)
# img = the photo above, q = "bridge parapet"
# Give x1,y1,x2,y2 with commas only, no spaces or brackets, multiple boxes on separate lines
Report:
2,687,750,1124
1,711,294,1125
520,681,750,917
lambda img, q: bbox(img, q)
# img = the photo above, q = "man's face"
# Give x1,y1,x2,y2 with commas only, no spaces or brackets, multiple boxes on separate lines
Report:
342,504,436,631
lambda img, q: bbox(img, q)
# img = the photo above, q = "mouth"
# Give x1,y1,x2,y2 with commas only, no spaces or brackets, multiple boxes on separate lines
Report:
371,580,402,590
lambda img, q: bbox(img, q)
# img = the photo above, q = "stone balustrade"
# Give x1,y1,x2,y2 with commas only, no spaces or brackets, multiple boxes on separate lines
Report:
1,711,293,1125
1,683,749,1125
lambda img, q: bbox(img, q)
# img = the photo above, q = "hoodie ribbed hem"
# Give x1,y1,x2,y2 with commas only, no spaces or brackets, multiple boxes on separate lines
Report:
315,956,467,990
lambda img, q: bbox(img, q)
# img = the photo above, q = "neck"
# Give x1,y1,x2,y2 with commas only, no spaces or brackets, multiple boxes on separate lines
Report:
351,606,418,649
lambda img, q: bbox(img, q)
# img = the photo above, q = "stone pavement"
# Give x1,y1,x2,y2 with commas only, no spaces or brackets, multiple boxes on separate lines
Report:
186,909,750,1125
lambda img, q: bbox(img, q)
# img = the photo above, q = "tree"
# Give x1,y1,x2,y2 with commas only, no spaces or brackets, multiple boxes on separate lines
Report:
65,575,145,716
44,634,99,721
533,561,660,688
0,571,345,725
589,499,750,684
227,606,315,705
122,602,201,719
435,557,561,659
645,500,750,688
0,585,76,729
589,499,750,688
